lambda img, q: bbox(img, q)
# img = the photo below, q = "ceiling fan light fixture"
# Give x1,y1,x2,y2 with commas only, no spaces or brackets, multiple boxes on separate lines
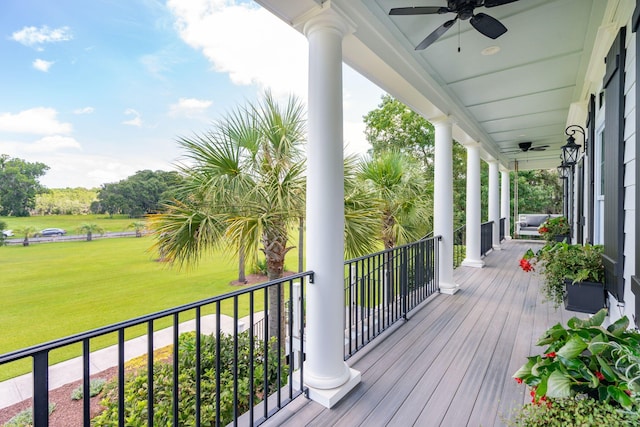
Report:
481,45,501,55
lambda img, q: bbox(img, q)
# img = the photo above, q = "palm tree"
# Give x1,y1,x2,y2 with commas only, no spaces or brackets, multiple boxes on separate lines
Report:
78,223,104,241
128,221,146,238
151,91,306,341
16,226,38,246
358,151,432,249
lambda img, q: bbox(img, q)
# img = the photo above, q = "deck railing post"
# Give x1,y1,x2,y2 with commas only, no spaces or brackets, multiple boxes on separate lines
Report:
33,351,49,426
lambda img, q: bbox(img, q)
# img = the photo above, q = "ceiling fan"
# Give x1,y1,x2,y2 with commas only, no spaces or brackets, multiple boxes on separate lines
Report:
389,0,520,50
502,141,549,154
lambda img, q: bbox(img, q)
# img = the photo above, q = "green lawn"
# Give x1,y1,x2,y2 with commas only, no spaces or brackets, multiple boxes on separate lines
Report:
1,213,137,235
0,231,300,380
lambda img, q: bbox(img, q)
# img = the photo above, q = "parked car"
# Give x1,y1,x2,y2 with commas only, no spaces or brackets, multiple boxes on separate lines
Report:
1,230,13,237
40,228,66,236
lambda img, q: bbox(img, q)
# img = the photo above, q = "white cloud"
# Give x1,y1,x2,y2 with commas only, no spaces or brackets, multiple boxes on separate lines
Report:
33,58,54,72
11,25,73,47
0,108,72,135
122,108,142,127
169,97,212,118
74,107,94,115
167,0,307,98
32,135,82,152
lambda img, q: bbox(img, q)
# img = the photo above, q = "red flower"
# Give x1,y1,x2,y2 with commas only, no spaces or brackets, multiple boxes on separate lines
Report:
595,371,605,381
515,377,523,384
519,258,534,272
539,226,549,233
545,352,556,358
625,389,632,396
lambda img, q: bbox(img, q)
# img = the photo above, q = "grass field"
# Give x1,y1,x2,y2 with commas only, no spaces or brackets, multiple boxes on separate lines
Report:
0,215,300,380
1,214,137,235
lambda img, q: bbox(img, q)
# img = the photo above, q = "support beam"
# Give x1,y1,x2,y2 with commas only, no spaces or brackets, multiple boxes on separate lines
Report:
302,10,360,408
461,144,484,268
501,168,511,240
433,117,459,293
488,161,501,250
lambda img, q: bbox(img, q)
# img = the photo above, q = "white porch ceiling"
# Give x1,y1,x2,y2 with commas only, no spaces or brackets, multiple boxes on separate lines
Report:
256,0,632,171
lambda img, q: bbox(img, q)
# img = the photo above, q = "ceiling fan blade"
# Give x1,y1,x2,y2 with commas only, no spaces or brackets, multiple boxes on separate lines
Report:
529,145,549,151
389,6,446,15
415,18,457,50
483,0,520,8
470,13,507,39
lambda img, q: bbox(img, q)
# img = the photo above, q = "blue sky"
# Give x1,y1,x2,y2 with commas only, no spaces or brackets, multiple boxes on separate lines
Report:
0,0,384,188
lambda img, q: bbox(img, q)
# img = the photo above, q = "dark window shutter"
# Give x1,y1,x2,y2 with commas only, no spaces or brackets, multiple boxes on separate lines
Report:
602,27,626,302
586,94,595,244
632,0,640,322
576,159,584,243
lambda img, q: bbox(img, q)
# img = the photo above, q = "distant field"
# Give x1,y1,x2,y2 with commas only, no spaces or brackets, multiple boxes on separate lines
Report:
0,221,300,380
0,214,136,234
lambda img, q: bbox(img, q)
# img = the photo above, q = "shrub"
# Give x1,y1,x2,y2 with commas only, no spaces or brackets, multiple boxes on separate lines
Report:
538,216,570,242
506,395,640,426
513,310,640,411
70,378,106,400
4,403,56,427
92,331,287,426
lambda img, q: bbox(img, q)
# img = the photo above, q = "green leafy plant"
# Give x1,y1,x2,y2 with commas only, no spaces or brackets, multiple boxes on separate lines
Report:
92,330,288,426
513,309,640,412
520,242,604,307
506,394,640,426
537,216,570,242
70,377,106,400
4,403,56,426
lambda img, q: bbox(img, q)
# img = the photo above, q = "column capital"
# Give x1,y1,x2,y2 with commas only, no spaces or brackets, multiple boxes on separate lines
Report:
431,115,455,127
302,7,353,39
462,141,482,149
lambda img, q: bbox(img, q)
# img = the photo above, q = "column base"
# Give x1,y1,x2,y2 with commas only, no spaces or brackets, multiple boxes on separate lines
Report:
301,368,361,408
492,244,502,251
439,283,460,295
461,258,485,268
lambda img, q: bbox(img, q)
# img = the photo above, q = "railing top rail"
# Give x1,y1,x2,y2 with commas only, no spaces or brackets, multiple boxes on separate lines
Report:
0,270,314,364
481,220,495,226
344,235,441,264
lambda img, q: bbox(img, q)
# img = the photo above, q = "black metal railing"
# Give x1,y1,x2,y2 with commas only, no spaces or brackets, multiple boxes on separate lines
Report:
499,217,506,241
0,272,312,426
343,237,440,359
453,225,466,268
481,221,494,257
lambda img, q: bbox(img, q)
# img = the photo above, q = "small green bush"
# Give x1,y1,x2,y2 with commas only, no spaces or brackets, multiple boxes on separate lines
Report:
70,377,106,400
4,403,56,427
92,330,288,426
506,396,640,426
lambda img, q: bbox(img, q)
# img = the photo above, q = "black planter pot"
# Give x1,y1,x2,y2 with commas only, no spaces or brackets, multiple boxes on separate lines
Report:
553,234,570,242
563,279,606,314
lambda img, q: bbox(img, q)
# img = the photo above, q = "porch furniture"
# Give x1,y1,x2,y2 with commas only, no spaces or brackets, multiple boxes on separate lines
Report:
516,214,561,236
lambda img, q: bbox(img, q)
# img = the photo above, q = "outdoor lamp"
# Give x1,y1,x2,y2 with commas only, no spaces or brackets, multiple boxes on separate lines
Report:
557,162,571,178
561,125,585,166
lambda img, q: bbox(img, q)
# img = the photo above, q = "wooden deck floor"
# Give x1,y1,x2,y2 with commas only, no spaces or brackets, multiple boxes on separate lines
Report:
263,240,587,427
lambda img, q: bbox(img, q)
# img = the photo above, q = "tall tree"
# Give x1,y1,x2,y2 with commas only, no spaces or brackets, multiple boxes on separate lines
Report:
151,91,306,341
358,151,431,249
0,155,49,216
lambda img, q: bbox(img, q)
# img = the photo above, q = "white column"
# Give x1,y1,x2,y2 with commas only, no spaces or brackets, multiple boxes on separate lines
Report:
302,11,360,408
461,144,484,268
433,117,458,294
501,169,511,240
488,160,501,249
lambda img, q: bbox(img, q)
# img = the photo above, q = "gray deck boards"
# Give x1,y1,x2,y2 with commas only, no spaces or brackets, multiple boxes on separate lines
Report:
264,240,590,427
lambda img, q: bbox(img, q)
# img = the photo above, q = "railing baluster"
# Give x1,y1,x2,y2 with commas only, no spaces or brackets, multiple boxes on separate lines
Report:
195,307,201,427
215,303,221,427
118,329,125,427
173,313,179,426
82,339,90,427
249,292,255,426
147,320,154,426
33,351,48,426
233,296,239,424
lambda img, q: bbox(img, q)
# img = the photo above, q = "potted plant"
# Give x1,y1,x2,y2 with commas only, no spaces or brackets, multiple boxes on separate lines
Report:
538,216,570,242
520,242,605,313
510,309,640,425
